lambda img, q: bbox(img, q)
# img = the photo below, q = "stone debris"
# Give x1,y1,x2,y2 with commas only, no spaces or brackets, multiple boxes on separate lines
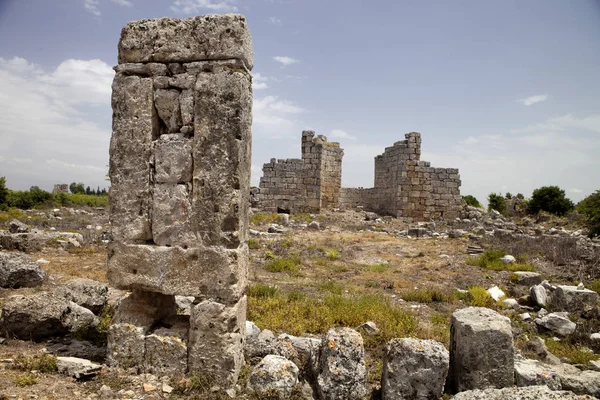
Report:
451,385,592,400
500,254,516,264
512,271,543,286
56,356,102,379
245,320,261,339
54,278,108,314
486,286,505,301
514,355,562,390
8,219,29,233
530,284,549,308
0,251,46,288
0,292,98,340
356,321,379,336
247,354,300,399
316,327,368,400
106,13,253,386
551,285,600,313
535,312,577,336
449,307,514,392
381,338,449,400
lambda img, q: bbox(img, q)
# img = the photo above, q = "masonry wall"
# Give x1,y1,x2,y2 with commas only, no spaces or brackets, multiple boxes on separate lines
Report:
259,131,343,213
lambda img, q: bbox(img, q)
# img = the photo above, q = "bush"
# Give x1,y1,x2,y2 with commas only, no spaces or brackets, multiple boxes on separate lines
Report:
0,176,8,208
248,283,280,298
466,286,495,307
488,193,506,214
577,190,600,238
466,249,534,272
463,195,482,208
527,186,574,216
400,288,455,303
265,254,301,274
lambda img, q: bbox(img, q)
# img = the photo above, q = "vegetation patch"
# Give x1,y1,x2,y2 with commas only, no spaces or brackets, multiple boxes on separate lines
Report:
364,262,389,273
264,254,302,274
15,373,38,387
248,283,280,299
545,338,600,365
250,212,281,225
400,288,455,304
13,354,57,373
466,249,534,272
318,280,344,295
248,238,260,250
465,286,496,308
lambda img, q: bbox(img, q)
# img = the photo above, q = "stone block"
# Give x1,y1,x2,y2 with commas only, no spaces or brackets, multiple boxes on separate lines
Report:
108,243,248,301
154,88,182,133
118,15,253,69
552,285,600,313
188,296,246,386
144,318,189,375
191,69,252,248
154,136,193,183
109,74,156,242
449,307,514,392
382,338,449,400
152,184,193,246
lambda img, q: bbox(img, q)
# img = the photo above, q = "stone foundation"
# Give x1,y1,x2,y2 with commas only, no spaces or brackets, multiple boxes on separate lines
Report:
107,14,252,384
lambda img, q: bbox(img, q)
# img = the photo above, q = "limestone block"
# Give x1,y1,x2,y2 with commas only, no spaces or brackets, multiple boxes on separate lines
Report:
107,322,146,369
109,74,156,242
154,135,193,183
188,296,246,386
107,243,248,301
316,327,368,400
144,320,189,375
152,184,193,246
381,338,449,400
552,285,599,312
514,355,561,390
449,307,514,392
247,354,299,399
114,62,169,76
118,15,253,69
180,89,194,127
154,88,182,133
191,69,252,248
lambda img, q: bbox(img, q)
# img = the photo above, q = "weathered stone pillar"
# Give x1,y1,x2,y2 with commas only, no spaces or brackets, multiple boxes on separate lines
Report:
107,14,252,385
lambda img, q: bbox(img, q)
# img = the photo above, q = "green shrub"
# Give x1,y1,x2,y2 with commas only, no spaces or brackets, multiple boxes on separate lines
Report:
488,193,506,214
15,373,38,387
400,288,454,303
466,249,534,272
365,263,389,273
248,238,260,249
318,280,344,295
265,254,301,274
577,190,600,238
325,249,340,260
527,186,574,216
248,283,280,298
463,195,482,208
545,338,600,364
589,280,600,294
466,286,495,307
250,213,281,225
13,354,57,373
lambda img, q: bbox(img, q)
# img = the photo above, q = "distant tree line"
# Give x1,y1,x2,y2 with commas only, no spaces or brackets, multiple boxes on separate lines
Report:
463,185,600,238
0,177,108,210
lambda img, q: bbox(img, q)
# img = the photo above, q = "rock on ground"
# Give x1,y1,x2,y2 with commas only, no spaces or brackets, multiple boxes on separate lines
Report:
551,285,600,313
512,271,543,286
381,338,449,400
535,312,577,336
316,327,368,400
54,278,108,314
56,356,102,379
514,355,561,390
451,385,592,400
449,307,514,392
0,252,46,288
247,354,299,399
0,293,99,340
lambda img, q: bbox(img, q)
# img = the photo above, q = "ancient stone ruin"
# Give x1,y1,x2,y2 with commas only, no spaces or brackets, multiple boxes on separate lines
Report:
52,184,69,194
258,131,462,220
106,14,252,384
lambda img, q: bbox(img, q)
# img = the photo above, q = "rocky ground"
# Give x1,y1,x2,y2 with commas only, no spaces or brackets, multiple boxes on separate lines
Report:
0,205,599,399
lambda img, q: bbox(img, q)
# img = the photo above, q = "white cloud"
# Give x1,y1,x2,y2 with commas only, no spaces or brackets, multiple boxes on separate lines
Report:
111,0,133,6
570,188,583,194
171,0,237,13
517,94,549,106
252,72,269,90
512,113,600,135
273,56,300,66
0,57,114,191
330,129,356,141
83,0,101,16
269,17,282,26
253,95,305,139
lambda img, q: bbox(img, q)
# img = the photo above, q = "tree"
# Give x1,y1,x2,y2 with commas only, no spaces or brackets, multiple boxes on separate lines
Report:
463,195,482,208
86,186,92,195
29,186,51,205
526,186,574,216
516,193,525,200
505,192,512,199
488,193,506,214
0,177,8,208
69,182,85,195
577,190,600,238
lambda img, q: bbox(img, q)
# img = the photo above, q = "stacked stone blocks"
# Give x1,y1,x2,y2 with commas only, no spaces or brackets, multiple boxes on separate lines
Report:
107,14,252,384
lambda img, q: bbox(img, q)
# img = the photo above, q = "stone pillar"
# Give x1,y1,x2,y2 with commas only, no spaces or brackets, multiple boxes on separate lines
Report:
107,14,252,386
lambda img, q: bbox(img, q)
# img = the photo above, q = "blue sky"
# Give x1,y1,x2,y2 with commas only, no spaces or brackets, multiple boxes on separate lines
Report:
0,0,599,205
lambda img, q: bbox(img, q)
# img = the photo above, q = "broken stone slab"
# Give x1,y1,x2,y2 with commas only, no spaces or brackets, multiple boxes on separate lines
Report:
56,356,102,380
246,354,299,399
407,227,428,238
554,363,600,397
245,321,261,340
143,318,188,376
174,295,195,316
0,293,98,341
316,327,368,400
535,312,576,336
514,355,561,390
46,338,106,363
114,62,169,76
531,284,549,308
381,338,449,400
513,271,543,286
521,336,561,365
487,286,505,301
0,252,46,288
551,285,600,313
449,307,514,392
54,278,108,314
8,219,29,233
451,385,591,400
118,14,254,69
107,243,248,301
188,296,246,386
356,321,379,336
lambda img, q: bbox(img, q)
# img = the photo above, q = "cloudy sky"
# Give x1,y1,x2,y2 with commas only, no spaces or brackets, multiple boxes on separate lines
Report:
0,0,599,205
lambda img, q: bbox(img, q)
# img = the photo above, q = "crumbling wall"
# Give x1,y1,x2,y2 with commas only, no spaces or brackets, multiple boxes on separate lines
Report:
107,14,252,385
258,130,343,213
52,184,69,194
341,132,462,220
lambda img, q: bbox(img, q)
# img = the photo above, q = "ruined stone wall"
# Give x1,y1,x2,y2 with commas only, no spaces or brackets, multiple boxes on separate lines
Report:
52,184,69,194
341,132,462,220
258,130,343,213
107,14,252,385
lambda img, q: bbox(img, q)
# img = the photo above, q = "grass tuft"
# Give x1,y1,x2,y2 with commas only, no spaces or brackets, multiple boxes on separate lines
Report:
364,262,389,273
465,286,496,307
466,249,534,272
248,238,260,250
13,354,57,373
545,338,600,364
15,373,38,387
248,283,280,298
265,254,301,274
400,288,455,303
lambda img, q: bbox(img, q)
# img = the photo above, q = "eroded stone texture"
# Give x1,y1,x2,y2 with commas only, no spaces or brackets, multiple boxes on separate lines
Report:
449,307,514,392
